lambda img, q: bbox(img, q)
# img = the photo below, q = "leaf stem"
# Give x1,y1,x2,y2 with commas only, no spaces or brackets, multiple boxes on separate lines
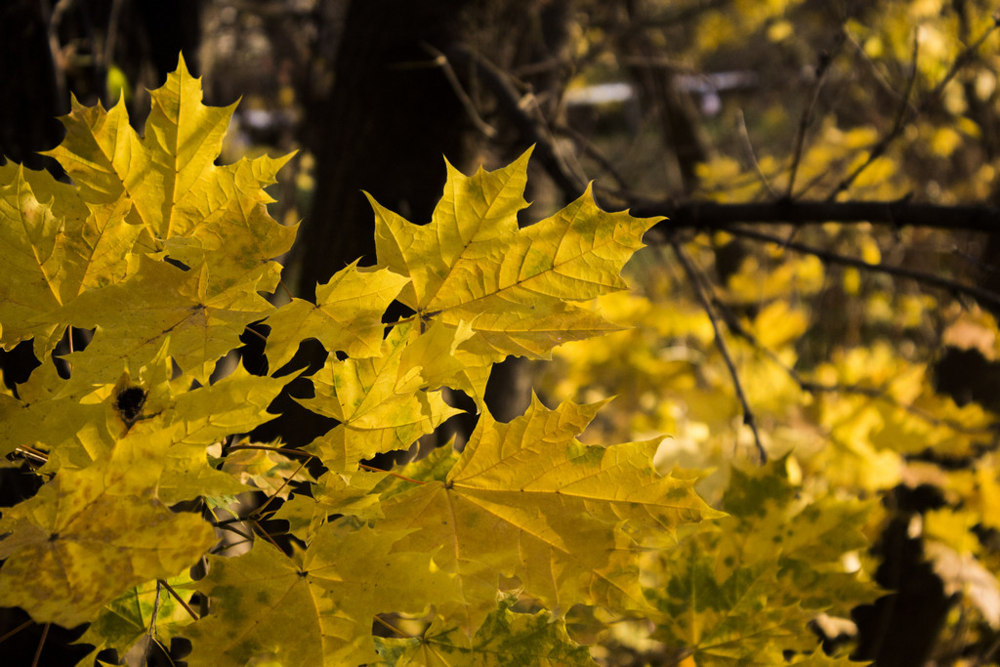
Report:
373,614,417,638
228,444,316,459
251,458,310,519
157,579,200,621
0,620,32,645
30,623,49,667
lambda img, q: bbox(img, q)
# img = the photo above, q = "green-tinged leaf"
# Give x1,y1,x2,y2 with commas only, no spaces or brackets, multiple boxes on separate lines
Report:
73,574,198,665
376,603,596,666
648,461,880,663
274,469,390,539
380,396,720,632
183,524,456,666
0,433,216,627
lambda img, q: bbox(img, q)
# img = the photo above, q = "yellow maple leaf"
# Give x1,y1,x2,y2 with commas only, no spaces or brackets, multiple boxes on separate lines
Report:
0,430,216,628
379,396,721,632
183,525,454,666
372,149,659,363
300,322,462,470
264,261,410,371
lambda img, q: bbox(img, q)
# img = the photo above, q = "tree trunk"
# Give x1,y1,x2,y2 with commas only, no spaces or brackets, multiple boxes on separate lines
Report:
297,0,475,296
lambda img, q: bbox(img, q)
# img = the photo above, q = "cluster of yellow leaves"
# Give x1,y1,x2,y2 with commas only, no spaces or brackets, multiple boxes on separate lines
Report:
0,58,786,666
531,224,1000,660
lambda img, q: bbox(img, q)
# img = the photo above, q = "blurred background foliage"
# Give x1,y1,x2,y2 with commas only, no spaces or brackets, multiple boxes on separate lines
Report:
6,0,1000,665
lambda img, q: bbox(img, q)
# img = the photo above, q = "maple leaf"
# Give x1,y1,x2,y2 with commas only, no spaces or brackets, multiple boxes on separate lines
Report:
274,468,390,539
45,55,235,239
221,445,315,499
648,461,880,664
0,167,139,358
300,322,462,470
372,149,659,364
376,601,596,666
182,523,455,666
0,432,216,628
0,362,111,462
263,261,410,371
52,255,275,387
379,396,721,632
73,574,199,666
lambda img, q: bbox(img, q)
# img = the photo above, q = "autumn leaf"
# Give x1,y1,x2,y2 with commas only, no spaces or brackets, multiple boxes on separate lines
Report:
264,261,410,371
300,322,462,470
73,574,199,666
0,432,216,628
52,255,275,387
648,461,879,664
0,168,138,358
379,396,721,631
376,601,596,666
372,149,659,363
45,55,236,239
182,524,455,666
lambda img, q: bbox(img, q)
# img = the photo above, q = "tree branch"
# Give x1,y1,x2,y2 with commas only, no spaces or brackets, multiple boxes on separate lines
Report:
634,199,1000,234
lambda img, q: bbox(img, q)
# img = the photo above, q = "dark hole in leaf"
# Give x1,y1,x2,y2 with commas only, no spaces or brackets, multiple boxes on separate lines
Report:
115,386,148,424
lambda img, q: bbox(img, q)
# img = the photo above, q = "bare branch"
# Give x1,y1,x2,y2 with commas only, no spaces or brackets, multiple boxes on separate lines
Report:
736,109,777,198
635,199,1000,234
421,43,498,139
447,46,587,198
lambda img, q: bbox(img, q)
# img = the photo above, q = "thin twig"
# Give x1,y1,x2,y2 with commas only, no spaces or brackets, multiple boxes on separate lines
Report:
150,579,162,639
373,614,416,638
787,45,837,198
251,518,285,552
278,279,295,301
42,0,74,108
228,444,317,459
243,326,268,343
554,122,630,190
827,35,919,201
447,46,587,198
251,458,310,519
719,224,1000,312
422,43,498,138
669,240,767,462
359,462,425,485
0,620,33,644
827,18,1000,201
845,30,919,110
735,109,776,198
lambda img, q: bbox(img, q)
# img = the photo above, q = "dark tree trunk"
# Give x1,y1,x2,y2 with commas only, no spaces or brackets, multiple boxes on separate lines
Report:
298,0,475,296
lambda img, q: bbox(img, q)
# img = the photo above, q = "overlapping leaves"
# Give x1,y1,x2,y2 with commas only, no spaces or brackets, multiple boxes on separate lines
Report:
0,57,878,667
